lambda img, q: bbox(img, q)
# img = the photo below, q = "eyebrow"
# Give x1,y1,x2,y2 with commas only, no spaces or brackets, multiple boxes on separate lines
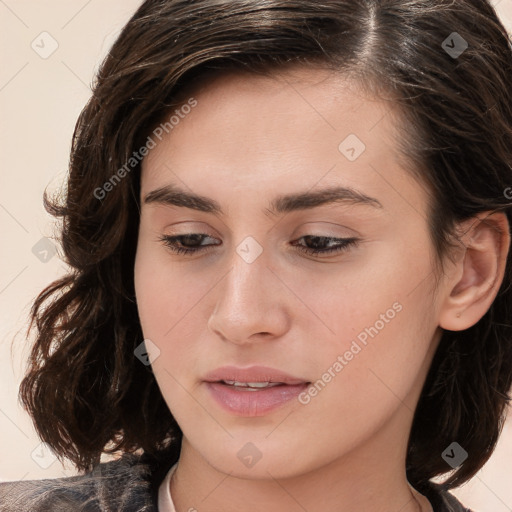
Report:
143,183,383,216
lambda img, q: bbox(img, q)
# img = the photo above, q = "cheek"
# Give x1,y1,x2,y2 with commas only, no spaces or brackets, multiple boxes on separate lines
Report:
311,241,438,392
316,242,432,337
134,246,203,417
134,242,161,337
292,280,438,462
134,234,198,336
315,293,432,397
134,238,217,382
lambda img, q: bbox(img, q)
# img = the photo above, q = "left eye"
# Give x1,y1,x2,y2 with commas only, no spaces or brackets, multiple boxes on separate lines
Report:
292,235,359,255
159,233,359,256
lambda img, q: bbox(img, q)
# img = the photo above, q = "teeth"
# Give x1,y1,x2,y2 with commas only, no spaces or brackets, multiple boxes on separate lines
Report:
222,380,282,388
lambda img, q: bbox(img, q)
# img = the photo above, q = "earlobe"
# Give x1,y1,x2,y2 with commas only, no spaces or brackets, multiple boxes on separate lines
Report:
439,212,510,332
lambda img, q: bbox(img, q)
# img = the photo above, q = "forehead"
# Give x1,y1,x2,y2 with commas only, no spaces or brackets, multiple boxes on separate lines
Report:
169,66,391,139
140,66,426,218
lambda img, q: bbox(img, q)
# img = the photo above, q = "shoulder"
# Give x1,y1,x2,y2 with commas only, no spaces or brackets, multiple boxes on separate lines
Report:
420,481,475,512
0,452,169,512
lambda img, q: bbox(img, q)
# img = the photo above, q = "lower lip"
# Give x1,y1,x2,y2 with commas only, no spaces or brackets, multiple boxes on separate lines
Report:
205,382,310,417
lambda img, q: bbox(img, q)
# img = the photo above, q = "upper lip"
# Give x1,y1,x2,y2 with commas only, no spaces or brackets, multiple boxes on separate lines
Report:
203,365,309,385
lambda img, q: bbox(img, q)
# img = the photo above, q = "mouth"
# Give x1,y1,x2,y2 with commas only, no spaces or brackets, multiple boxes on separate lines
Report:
203,366,311,416
203,365,309,386
215,380,302,390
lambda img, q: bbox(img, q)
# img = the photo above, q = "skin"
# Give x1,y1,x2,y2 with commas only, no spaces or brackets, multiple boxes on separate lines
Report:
134,67,510,512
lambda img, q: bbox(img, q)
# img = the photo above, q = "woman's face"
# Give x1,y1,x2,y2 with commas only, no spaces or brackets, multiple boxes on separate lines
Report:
134,67,452,479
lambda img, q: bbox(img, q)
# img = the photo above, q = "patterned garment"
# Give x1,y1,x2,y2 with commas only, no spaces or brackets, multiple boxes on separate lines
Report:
0,452,473,511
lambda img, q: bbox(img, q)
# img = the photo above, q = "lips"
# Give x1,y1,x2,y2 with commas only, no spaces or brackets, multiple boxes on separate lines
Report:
220,380,283,390
203,366,310,416
203,365,309,386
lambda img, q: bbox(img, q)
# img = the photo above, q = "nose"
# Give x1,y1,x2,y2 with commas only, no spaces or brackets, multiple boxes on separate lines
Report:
207,244,290,345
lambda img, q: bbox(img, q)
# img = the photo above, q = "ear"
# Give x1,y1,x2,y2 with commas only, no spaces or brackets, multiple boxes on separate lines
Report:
439,211,510,331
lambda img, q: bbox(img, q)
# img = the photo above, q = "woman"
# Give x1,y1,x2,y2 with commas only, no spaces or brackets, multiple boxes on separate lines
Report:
1,0,511,511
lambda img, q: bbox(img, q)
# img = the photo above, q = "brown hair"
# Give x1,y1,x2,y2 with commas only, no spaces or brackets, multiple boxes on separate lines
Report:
19,0,512,491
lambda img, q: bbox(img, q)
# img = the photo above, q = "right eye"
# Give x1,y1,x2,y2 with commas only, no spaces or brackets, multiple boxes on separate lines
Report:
158,233,221,255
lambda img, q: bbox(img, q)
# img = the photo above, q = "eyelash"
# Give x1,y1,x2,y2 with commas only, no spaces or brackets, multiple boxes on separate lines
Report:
158,233,359,257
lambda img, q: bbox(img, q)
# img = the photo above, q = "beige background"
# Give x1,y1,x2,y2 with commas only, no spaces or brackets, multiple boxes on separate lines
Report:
1,1,511,510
